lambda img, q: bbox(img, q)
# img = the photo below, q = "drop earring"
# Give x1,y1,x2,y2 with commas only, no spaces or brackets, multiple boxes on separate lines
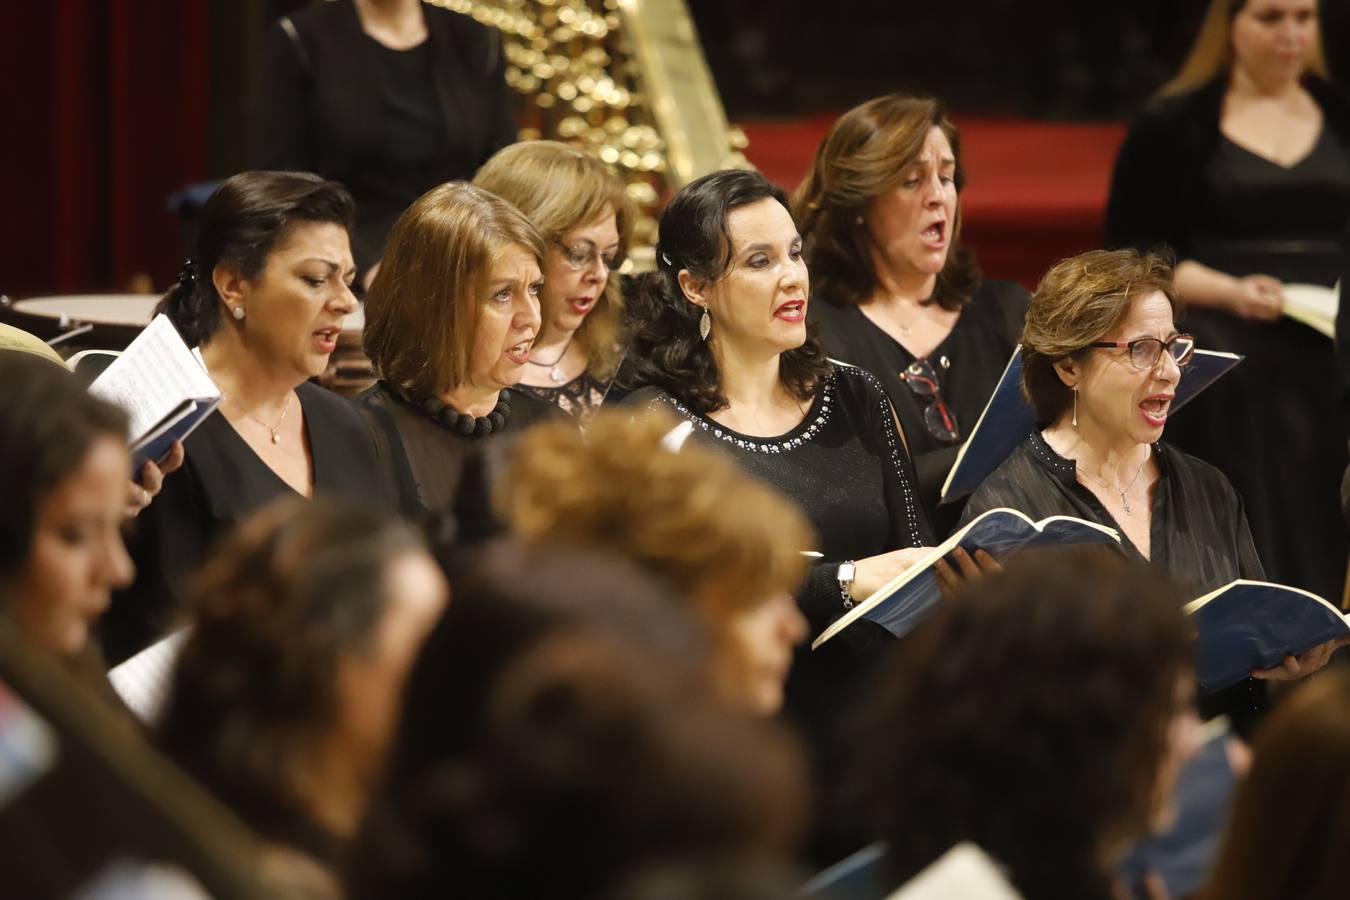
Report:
232,306,245,321
1071,387,1078,428
699,307,711,341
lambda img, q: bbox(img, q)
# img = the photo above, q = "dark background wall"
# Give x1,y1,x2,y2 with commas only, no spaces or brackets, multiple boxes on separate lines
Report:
3,0,1344,298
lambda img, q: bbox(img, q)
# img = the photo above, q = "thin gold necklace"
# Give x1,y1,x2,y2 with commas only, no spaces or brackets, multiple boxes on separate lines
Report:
1077,446,1153,514
224,390,293,445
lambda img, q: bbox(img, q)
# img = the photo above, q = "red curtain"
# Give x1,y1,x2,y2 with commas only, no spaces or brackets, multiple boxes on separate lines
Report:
0,0,209,298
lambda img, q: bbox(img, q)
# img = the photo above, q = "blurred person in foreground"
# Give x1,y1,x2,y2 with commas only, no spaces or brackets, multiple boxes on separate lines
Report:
156,497,447,894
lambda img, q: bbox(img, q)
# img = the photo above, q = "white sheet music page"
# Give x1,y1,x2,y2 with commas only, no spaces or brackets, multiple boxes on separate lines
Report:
88,314,219,441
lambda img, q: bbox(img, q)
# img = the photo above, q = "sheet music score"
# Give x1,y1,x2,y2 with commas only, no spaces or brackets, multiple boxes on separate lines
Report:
88,315,219,441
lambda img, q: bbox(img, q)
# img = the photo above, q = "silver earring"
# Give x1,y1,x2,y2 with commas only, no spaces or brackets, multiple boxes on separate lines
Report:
1071,388,1078,428
699,308,711,341
232,306,245,321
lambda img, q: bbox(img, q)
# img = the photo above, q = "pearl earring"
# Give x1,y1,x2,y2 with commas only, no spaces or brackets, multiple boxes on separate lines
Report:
232,306,245,321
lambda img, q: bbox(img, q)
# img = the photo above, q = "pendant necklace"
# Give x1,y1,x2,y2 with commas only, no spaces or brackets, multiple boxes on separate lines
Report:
526,339,573,383
1079,446,1153,514
224,390,292,444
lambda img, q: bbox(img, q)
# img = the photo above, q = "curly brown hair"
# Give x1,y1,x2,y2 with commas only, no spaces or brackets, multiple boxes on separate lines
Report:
851,548,1191,900
1021,248,1181,424
793,94,980,312
621,169,832,414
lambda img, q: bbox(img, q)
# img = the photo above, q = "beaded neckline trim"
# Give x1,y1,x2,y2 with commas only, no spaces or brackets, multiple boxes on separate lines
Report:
654,375,835,453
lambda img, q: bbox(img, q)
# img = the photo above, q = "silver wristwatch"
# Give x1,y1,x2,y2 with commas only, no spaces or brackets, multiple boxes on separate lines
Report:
838,560,857,609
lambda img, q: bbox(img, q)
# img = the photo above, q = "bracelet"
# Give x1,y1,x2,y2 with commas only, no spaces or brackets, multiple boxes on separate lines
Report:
838,560,857,609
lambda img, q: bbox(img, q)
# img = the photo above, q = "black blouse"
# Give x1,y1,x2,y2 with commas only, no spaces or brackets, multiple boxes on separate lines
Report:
516,370,625,428
355,381,565,518
961,431,1264,595
631,364,932,634
105,382,392,665
810,278,1029,534
630,364,934,761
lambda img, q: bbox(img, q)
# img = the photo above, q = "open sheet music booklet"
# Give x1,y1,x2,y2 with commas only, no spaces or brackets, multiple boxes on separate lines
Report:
1185,579,1350,693
811,508,1120,650
87,314,221,472
1281,282,1338,339
940,346,1243,503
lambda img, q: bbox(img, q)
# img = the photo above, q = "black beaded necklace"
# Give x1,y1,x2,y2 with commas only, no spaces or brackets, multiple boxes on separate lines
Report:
388,382,511,437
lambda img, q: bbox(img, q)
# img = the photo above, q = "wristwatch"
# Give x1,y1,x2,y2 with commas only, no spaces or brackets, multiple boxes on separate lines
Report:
838,560,857,609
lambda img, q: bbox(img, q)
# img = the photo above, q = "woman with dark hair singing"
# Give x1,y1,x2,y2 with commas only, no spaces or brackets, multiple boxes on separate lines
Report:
107,171,388,665
795,94,1029,531
623,170,983,750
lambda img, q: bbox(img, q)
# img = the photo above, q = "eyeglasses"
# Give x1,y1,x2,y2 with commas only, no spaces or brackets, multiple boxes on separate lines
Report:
900,359,960,445
555,240,622,273
1088,334,1196,370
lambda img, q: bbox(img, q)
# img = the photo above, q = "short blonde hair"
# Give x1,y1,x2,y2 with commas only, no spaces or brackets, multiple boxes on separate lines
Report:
497,409,813,700
364,181,546,396
474,142,635,377
1021,249,1180,424
1162,0,1327,96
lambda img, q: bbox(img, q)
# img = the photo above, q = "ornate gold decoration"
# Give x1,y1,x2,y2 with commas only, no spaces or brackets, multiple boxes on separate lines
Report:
427,0,749,263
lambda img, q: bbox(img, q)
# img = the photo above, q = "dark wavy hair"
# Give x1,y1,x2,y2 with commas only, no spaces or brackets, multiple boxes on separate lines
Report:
622,169,831,414
851,548,1191,900
793,94,980,313
0,353,127,582
156,171,355,347
156,496,425,854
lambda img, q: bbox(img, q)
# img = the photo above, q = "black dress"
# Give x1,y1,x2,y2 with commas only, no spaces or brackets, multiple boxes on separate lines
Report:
104,382,392,665
962,431,1267,730
630,365,933,757
256,0,518,271
810,278,1029,535
354,381,564,518
1106,76,1350,602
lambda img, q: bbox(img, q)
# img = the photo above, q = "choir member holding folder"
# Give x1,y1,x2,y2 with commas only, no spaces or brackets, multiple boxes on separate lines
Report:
795,94,1029,533
962,248,1345,690
106,172,389,665
355,181,562,517
622,170,990,770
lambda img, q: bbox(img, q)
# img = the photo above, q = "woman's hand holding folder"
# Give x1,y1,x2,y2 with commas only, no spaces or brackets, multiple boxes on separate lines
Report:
124,441,184,519
1250,634,1350,681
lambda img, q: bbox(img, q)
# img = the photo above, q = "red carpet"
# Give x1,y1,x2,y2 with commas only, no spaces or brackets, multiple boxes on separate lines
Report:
740,115,1129,289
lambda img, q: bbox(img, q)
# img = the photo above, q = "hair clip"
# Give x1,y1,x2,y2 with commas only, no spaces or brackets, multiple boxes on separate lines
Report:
660,251,674,268
178,257,198,289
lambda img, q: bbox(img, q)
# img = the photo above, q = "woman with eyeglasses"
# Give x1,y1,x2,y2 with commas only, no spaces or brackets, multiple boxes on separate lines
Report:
963,249,1343,689
794,95,1030,534
473,142,634,425
1106,0,1350,605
